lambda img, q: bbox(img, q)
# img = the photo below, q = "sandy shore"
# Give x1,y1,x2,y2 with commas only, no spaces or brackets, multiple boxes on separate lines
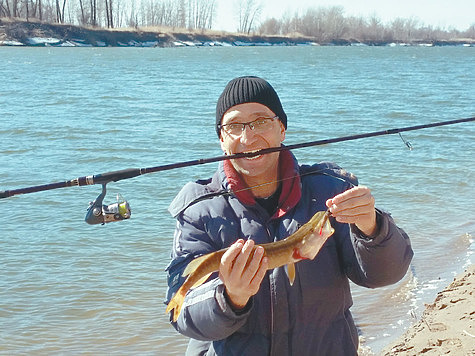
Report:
380,264,475,355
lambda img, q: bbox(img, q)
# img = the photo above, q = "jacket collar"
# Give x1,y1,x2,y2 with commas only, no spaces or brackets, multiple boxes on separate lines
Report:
222,148,301,218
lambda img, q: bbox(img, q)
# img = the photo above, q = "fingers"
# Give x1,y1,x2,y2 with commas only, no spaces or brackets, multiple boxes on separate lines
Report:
248,248,268,289
219,239,268,309
224,240,266,282
220,239,245,276
235,239,260,277
326,186,377,236
326,186,374,217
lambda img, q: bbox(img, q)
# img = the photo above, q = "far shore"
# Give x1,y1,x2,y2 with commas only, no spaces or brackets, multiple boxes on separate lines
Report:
1,19,474,48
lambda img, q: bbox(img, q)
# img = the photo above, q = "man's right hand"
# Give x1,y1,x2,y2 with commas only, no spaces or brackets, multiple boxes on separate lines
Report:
219,239,268,309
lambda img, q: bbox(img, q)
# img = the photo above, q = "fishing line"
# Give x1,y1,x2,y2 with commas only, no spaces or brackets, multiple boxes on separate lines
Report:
398,133,413,150
1,116,473,201
185,167,354,212
2,116,473,224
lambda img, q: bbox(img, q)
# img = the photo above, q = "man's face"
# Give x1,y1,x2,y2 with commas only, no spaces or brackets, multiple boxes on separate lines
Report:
219,102,285,183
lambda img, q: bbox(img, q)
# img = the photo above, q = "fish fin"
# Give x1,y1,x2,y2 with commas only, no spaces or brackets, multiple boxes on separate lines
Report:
183,254,209,277
190,272,213,289
166,291,185,323
286,263,296,286
183,253,214,288
292,248,308,261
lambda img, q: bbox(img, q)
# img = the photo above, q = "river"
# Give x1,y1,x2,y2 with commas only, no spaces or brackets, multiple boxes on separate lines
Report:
0,45,474,354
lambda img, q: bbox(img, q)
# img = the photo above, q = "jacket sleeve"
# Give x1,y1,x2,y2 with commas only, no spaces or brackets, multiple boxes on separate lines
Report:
165,209,252,341
339,209,413,288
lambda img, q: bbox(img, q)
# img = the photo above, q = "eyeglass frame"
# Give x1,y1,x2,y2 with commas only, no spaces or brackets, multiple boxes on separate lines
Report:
217,115,279,136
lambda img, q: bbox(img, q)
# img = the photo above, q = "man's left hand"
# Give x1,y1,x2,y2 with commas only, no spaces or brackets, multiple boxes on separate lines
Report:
326,186,377,236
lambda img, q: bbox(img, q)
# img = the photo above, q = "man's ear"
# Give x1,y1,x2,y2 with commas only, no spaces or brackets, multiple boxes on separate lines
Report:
280,121,286,142
220,137,227,153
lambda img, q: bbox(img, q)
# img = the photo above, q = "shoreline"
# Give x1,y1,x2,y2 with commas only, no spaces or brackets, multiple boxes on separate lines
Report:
1,19,474,48
380,264,474,355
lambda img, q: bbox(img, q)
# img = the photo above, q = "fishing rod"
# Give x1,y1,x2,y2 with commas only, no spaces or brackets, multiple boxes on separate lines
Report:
1,116,473,224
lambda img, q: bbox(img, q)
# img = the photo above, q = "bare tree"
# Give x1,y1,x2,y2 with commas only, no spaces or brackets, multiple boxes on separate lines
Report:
187,0,216,30
26,0,43,20
25,0,30,21
365,15,383,41
300,8,324,38
55,0,67,23
258,17,281,35
279,12,300,35
295,6,347,41
1,0,472,42
0,0,11,17
108,0,112,27
89,0,97,26
464,24,475,38
77,0,86,24
12,0,19,17
104,0,112,27
177,0,186,28
325,6,347,39
236,0,262,34
37,0,43,20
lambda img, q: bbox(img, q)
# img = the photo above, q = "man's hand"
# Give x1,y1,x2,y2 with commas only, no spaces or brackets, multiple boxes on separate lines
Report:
219,239,268,309
326,186,377,236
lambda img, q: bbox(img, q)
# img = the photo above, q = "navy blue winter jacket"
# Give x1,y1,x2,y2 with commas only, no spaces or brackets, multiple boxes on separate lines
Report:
166,151,413,355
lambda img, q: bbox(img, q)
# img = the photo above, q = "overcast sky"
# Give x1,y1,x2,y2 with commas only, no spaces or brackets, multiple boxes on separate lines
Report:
214,0,474,32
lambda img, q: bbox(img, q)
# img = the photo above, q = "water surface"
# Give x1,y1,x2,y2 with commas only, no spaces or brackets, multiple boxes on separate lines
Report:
0,46,474,354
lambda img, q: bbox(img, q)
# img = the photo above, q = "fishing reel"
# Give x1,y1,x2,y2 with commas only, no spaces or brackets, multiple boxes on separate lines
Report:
85,183,131,225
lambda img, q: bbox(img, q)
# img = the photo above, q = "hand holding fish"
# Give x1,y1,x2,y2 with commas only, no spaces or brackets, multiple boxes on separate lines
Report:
219,239,268,309
166,210,334,322
326,186,377,236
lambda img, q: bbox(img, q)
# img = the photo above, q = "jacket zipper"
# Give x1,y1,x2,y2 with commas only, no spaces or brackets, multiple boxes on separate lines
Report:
265,222,276,356
251,205,278,356
269,271,276,356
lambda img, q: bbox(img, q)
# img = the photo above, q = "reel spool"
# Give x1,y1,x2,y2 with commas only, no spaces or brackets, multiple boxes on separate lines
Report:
85,184,131,225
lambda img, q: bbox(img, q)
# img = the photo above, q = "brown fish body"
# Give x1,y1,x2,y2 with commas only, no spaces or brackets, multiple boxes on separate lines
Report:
166,210,334,322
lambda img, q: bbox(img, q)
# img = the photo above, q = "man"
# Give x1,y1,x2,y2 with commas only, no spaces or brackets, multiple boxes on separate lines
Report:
166,76,413,355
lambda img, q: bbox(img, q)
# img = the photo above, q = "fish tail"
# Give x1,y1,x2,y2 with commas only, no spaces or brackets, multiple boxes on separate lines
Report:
166,251,223,322
166,290,185,323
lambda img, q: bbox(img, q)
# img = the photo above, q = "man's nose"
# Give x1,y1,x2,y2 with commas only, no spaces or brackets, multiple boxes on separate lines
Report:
240,125,257,143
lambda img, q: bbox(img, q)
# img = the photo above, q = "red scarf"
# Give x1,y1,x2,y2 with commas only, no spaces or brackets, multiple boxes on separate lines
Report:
223,150,301,218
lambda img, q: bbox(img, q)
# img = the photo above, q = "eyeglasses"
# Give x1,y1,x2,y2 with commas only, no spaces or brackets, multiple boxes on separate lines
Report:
219,116,278,137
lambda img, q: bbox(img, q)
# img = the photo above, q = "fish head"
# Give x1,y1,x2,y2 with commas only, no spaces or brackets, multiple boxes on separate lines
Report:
296,211,334,260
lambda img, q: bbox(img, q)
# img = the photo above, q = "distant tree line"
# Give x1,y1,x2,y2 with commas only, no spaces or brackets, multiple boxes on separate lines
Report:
0,0,217,30
258,6,475,42
0,1,473,41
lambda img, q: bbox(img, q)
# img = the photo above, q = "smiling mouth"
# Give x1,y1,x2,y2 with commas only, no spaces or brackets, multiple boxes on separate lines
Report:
241,150,263,160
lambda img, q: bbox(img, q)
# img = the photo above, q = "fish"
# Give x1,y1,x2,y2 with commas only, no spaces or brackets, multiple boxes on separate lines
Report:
166,210,334,322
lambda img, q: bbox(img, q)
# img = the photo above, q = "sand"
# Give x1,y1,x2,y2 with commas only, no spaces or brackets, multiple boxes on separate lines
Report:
380,264,475,355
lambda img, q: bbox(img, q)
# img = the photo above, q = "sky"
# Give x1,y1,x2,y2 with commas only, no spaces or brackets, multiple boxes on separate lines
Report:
214,0,475,32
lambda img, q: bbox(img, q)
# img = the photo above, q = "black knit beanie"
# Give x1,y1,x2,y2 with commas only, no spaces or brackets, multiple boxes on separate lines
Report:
215,76,287,137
